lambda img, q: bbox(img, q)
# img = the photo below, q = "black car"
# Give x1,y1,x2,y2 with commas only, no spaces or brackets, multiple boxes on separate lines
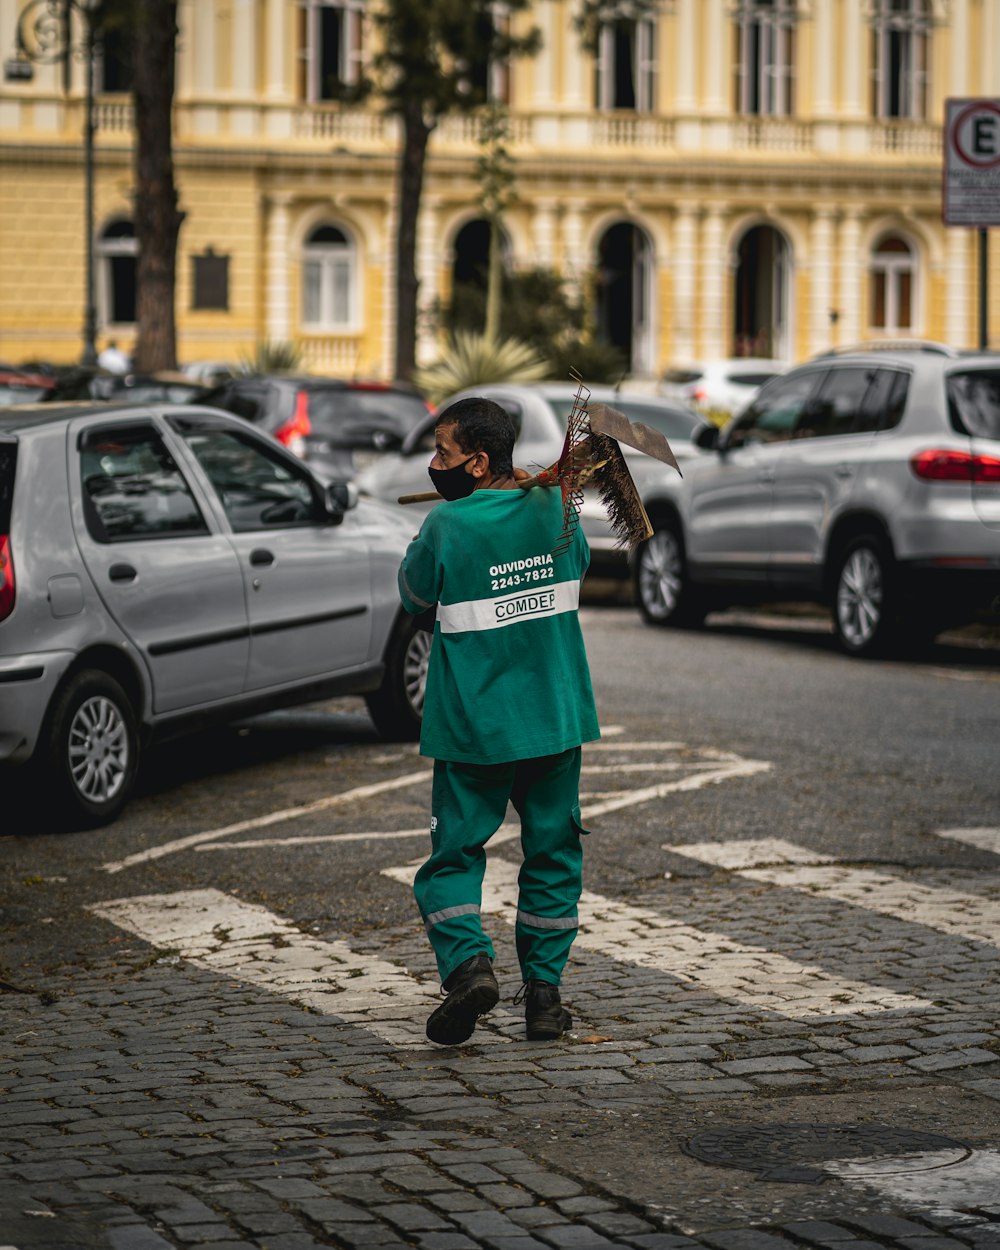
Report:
43,368,212,406
201,375,432,482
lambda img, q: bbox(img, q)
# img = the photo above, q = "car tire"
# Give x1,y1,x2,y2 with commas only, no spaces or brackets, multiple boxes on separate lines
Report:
633,523,707,628
43,670,139,828
831,534,899,658
365,614,428,741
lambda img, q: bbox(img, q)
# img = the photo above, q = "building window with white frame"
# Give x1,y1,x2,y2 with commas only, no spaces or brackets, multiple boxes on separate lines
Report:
869,234,916,333
98,219,137,327
870,0,931,120
302,224,356,328
595,16,657,112
297,0,364,103
733,0,797,117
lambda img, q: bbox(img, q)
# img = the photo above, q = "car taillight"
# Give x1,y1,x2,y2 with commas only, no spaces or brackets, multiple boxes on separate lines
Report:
0,535,14,623
689,386,708,405
275,390,312,457
911,449,1000,483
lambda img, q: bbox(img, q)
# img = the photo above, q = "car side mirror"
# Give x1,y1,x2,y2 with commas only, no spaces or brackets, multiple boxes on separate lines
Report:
325,480,359,524
693,424,720,452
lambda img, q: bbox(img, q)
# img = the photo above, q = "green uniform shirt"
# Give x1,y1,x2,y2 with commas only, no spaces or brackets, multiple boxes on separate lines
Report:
399,486,601,765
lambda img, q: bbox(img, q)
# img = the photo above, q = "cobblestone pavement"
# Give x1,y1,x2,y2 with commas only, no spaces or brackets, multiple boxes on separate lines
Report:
4,729,1000,1249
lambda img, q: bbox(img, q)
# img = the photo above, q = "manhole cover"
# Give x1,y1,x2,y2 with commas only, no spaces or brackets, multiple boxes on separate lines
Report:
682,1123,970,1184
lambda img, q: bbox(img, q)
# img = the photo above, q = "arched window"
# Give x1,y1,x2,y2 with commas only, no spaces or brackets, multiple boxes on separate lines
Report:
97,219,137,327
302,224,356,328
869,234,916,332
733,0,797,117
870,0,931,120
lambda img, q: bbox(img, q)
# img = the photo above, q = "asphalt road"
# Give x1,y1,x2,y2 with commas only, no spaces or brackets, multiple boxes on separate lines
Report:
3,605,1000,1250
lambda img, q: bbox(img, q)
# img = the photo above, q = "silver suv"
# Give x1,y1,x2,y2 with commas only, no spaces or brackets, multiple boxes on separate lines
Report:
0,403,428,828
631,347,1000,655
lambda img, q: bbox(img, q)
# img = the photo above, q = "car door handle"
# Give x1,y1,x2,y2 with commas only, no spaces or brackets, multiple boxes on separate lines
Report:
834,464,854,479
758,469,776,484
108,563,137,583
249,548,274,567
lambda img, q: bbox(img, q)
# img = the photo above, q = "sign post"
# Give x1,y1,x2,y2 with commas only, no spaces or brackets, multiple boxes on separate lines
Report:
943,97,1000,350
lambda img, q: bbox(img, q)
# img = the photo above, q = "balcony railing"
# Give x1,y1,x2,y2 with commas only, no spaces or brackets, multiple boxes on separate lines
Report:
4,94,943,164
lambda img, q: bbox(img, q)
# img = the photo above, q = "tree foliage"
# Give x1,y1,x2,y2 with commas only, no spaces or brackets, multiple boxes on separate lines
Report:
359,0,541,380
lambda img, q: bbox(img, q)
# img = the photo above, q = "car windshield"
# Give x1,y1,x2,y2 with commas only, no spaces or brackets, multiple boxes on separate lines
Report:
307,389,428,444
947,369,1000,439
546,397,701,442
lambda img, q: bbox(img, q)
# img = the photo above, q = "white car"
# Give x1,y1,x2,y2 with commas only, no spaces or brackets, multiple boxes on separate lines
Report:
659,358,790,421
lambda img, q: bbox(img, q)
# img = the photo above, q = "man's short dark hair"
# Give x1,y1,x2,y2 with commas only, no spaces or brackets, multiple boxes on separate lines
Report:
435,396,515,477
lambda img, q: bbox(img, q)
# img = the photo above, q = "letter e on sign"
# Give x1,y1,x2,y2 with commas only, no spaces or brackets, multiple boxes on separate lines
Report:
944,98,1000,227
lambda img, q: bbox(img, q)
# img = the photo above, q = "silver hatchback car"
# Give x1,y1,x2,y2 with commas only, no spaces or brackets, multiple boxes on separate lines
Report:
632,347,1000,655
0,403,428,828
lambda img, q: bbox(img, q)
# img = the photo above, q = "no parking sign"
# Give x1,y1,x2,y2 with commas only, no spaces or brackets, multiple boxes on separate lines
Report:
943,98,1000,227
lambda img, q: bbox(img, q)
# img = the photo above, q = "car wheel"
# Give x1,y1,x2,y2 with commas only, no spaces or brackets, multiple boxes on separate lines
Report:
832,535,898,657
365,614,428,741
43,670,139,828
633,523,706,628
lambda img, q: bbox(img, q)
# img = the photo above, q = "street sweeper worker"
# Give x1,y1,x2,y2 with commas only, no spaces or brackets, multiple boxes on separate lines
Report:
397,395,601,1046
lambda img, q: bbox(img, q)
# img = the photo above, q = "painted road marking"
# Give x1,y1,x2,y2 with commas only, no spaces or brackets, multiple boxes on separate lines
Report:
382,857,932,1019
667,837,1000,947
88,888,510,1048
148,741,770,859
101,771,433,874
938,827,1000,855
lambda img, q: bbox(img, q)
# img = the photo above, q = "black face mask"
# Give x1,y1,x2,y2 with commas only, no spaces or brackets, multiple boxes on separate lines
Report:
428,454,477,501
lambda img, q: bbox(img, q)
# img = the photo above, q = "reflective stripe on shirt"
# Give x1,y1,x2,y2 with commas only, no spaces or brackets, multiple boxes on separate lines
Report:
437,579,581,635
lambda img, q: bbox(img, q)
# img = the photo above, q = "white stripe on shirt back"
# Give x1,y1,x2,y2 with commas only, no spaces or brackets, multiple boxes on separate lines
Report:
437,579,581,634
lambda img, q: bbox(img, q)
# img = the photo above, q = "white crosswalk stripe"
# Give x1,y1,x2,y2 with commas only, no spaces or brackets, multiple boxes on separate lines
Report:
666,836,1000,947
383,855,932,1018
88,889,511,1048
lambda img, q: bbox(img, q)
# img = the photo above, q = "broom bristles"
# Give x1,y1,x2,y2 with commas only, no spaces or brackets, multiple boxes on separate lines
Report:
587,433,654,551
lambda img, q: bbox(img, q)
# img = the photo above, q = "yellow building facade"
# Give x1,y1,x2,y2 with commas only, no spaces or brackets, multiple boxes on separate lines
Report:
1,0,998,377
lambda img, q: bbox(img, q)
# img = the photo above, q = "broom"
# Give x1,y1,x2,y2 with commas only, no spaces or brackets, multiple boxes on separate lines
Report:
398,374,682,554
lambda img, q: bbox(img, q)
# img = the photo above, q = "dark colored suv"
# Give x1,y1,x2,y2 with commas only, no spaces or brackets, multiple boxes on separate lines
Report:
202,376,432,482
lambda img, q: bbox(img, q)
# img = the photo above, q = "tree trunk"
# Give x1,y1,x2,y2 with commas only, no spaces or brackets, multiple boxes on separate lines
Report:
395,98,431,382
132,0,181,373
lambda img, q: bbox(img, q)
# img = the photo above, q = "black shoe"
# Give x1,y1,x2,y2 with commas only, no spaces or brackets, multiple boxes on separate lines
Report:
517,980,572,1041
426,954,499,1046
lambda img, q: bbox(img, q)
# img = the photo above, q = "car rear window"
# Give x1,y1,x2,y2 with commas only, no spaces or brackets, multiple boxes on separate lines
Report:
662,368,703,385
612,401,701,442
947,369,1000,439
0,441,16,531
307,388,429,444
725,370,779,387
0,382,51,405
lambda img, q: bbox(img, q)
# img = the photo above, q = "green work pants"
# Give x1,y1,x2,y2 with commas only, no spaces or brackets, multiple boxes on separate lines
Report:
414,747,586,987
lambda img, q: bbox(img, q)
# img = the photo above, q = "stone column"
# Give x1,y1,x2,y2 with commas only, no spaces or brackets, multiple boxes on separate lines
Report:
416,197,440,365
264,0,293,137
532,200,558,270
838,209,864,348
703,0,728,115
809,207,836,358
841,0,866,119
949,0,969,96
812,0,835,116
674,0,697,113
265,193,293,343
230,0,257,137
671,206,698,362
945,227,969,350
701,207,727,359
561,203,588,299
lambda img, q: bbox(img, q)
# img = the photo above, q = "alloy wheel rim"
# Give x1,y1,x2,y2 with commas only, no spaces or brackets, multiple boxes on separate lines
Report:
837,548,883,648
404,629,431,715
639,531,683,618
68,695,128,804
